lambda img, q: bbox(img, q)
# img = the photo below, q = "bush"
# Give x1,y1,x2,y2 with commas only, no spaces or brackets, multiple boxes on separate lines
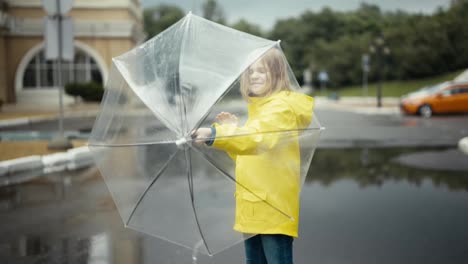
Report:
65,82,104,102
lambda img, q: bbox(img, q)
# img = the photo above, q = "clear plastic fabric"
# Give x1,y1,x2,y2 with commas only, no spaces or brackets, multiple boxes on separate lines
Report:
89,13,322,256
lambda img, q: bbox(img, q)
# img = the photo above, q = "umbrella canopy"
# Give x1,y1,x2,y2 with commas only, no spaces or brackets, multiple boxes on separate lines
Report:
89,13,322,256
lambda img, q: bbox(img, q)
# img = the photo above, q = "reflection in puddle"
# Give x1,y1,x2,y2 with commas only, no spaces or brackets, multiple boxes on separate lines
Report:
308,148,468,191
88,234,111,264
393,149,468,172
0,167,144,264
2,233,115,263
0,148,467,264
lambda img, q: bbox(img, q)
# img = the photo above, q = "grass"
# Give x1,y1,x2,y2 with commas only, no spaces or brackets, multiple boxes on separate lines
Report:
316,70,464,98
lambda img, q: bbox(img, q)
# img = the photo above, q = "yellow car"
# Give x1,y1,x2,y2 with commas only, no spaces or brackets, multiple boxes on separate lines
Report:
400,82,468,117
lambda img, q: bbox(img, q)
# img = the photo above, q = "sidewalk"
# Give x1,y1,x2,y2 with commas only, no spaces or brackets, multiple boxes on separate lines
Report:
314,96,400,115
0,102,101,128
0,102,100,180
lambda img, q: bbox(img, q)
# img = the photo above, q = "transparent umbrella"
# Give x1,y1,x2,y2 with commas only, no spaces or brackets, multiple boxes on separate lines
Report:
88,13,322,256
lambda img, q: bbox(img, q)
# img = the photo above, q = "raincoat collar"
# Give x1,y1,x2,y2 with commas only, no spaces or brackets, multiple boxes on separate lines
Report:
247,90,290,105
247,90,314,129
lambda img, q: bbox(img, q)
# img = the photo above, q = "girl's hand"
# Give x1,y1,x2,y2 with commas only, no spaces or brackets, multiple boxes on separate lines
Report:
216,112,239,126
191,128,212,146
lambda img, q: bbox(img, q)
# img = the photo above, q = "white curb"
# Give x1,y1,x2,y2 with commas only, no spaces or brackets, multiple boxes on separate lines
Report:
67,146,93,170
0,146,94,180
0,155,43,175
459,137,468,155
42,152,71,174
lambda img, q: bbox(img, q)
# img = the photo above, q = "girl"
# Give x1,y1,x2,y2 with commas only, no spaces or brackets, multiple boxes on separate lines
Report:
193,47,314,264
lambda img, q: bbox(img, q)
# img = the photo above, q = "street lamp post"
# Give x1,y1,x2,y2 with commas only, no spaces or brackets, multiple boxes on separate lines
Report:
43,0,74,149
362,54,370,98
369,36,390,108
318,70,329,96
303,66,313,94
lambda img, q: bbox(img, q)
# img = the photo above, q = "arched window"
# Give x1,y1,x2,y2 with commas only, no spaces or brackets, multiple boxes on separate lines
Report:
22,49,103,89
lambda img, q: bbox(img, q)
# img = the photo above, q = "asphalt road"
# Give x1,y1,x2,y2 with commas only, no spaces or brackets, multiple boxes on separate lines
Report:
315,109,468,148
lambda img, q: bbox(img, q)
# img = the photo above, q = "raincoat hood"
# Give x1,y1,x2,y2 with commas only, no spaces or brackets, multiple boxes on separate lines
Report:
248,91,314,129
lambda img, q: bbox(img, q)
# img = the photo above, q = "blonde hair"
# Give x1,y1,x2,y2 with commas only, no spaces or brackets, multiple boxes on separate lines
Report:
240,48,292,101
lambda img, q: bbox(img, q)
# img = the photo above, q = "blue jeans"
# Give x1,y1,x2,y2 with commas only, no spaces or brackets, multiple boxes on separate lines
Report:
244,234,294,264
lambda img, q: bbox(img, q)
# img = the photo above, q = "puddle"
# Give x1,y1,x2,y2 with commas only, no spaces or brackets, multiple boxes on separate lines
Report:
0,147,467,264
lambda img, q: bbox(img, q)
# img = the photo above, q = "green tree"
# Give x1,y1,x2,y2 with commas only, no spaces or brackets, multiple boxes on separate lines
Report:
231,19,263,37
141,1,468,89
270,2,468,88
143,4,185,39
270,17,308,81
307,34,372,87
202,0,225,24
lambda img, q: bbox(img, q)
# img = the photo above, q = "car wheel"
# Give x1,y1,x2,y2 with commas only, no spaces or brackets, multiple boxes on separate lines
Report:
419,104,433,118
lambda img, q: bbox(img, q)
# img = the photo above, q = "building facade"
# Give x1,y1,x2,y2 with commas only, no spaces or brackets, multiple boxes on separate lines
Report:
0,0,144,105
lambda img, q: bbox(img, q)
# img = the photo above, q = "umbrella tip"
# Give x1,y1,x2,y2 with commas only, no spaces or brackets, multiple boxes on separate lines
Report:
320,127,326,131
277,39,282,44
188,10,193,15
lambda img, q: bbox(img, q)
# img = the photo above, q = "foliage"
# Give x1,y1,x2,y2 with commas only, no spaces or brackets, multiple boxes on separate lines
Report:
231,19,264,37
143,4,185,39
142,1,468,92
269,3,468,89
202,0,226,24
65,82,104,102
308,148,468,192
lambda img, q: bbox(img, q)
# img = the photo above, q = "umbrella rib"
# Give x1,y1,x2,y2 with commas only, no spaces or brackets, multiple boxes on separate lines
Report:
186,127,323,142
88,141,177,147
125,149,180,226
184,148,212,256
189,43,278,133
189,146,294,221
190,81,238,133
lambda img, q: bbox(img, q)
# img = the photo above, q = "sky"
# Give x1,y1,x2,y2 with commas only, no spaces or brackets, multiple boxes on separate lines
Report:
141,0,451,31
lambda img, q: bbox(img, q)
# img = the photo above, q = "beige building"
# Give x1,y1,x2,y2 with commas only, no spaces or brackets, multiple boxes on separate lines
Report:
0,0,145,105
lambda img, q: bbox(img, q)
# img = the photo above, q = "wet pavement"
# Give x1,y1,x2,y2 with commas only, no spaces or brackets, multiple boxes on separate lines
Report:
1,102,468,263
315,109,468,148
1,147,468,264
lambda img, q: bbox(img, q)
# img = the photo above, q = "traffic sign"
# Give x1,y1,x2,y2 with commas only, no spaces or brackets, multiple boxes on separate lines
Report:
362,54,370,72
44,17,74,61
42,0,73,15
318,71,329,82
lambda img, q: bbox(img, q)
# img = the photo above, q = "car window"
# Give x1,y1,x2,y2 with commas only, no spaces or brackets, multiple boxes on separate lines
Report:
442,89,453,96
428,83,446,93
460,88,468,94
451,86,468,94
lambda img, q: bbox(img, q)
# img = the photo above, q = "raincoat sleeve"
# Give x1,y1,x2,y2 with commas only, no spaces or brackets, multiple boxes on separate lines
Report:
211,99,296,155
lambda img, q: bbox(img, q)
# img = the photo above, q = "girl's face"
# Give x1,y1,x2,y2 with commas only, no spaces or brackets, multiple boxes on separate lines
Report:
248,60,270,96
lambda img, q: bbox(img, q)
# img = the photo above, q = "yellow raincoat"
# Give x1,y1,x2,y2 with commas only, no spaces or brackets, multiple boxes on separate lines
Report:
212,91,313,237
